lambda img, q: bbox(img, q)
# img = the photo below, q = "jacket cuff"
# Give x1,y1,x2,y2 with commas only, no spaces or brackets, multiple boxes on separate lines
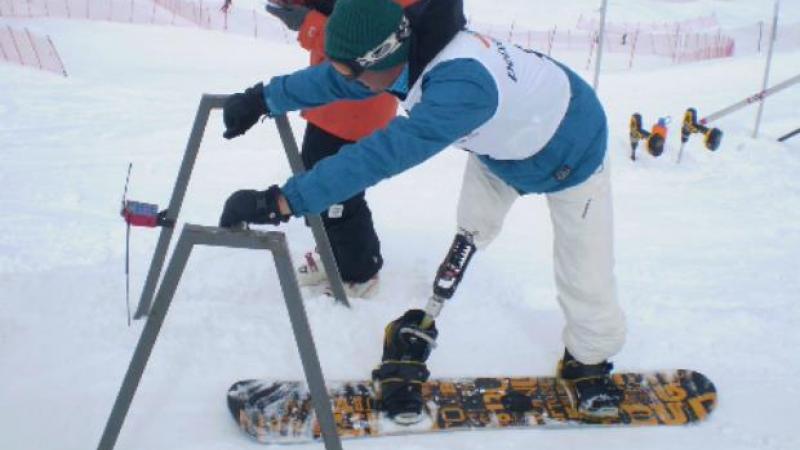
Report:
298,10,327,53
280,178,307,217
260,83,277,116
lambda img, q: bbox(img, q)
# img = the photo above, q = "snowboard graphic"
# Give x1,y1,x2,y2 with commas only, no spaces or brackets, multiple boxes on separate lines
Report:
227,370,717,444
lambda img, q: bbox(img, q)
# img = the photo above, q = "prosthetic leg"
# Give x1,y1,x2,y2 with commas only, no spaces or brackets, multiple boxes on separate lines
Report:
373,230,477,424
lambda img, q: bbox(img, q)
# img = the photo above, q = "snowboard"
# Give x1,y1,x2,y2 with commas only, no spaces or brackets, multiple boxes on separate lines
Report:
227,370,717,444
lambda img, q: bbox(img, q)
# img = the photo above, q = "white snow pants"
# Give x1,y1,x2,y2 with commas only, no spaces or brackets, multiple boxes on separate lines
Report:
456,154,626,365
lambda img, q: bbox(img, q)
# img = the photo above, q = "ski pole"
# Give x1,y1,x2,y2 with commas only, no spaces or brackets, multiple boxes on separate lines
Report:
677,73,800,162
702,73,800,125
779,127,800,143
119,164,173,326
121,164,133,326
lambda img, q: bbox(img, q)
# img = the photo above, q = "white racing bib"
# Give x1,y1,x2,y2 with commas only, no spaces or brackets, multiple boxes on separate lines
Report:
403,31,571,160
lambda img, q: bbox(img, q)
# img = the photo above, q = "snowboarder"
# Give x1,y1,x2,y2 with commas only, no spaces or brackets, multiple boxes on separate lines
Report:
218,0,626,421
224,0,399,298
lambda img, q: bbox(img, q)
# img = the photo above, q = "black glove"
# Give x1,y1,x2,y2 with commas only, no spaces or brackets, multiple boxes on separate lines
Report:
222,82,269,140
266,3,311,31
219,185,291,228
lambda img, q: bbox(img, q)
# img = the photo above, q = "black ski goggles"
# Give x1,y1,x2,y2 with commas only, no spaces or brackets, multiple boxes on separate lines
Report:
332,15,411,80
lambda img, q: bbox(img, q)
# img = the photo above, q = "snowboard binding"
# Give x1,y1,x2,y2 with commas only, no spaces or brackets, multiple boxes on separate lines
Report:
557,349,623,419
373,309,438,424
681,108,722,152
629,113,668,160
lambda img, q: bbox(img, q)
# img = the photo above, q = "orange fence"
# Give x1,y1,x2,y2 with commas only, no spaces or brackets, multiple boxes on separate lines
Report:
470,19,735,69
0,0,795,76
0,0,194,25
152,0,287,41
0,25,67,76
471,13,798,69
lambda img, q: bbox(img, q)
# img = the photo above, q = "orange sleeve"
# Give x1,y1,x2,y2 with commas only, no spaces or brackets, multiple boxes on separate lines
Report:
394,0,420,7
297,9,328,54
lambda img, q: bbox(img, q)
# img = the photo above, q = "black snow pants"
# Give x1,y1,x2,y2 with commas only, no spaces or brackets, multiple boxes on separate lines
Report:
300,122,383,283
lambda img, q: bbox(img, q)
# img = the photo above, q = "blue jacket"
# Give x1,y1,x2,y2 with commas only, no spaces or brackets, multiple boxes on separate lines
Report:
264,58,607,216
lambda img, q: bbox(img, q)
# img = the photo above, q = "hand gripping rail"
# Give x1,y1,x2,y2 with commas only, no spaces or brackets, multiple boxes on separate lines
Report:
133,94,349,319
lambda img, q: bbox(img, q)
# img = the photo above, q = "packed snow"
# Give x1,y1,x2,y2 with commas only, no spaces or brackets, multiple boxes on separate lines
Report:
1,1,799,449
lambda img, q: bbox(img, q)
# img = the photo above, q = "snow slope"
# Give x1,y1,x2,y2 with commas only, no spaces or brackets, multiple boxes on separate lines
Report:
1,2,799,450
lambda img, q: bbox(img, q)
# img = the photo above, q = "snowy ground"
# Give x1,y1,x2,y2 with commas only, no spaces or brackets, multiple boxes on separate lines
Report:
1,1,799,450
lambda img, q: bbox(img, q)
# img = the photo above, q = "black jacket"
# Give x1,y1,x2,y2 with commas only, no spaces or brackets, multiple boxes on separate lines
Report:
305,0,335,15
406,0,466,86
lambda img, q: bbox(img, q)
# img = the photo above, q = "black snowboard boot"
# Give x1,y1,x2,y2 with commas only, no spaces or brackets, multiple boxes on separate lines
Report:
557,349,623,418
372,309,438,424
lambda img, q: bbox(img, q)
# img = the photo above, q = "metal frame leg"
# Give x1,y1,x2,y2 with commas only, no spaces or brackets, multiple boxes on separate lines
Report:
98,228,196,450
134,94,228,319
98,225,343,450
275,115,349,307
269,230,344,450
134,99,349,318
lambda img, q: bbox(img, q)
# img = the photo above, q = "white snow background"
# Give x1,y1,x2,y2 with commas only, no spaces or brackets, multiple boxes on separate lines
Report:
1,0,799,449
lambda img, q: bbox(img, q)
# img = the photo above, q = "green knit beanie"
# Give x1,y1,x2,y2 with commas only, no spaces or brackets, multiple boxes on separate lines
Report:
325,0,410,72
